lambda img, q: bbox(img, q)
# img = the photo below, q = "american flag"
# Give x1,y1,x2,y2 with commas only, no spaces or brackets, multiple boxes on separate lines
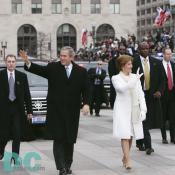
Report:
154,7,171,27
81,29,88,47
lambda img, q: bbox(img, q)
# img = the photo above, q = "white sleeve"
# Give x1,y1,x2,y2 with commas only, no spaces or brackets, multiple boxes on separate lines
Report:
112,76,138,93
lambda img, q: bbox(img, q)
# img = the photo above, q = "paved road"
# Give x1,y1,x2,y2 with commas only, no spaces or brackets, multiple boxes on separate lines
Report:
0,109,175,175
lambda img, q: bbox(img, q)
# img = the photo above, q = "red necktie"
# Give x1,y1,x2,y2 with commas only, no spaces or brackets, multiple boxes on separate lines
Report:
167,63,173,90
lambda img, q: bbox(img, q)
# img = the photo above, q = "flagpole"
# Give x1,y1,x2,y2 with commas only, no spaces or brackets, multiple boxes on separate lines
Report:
169,0,173,33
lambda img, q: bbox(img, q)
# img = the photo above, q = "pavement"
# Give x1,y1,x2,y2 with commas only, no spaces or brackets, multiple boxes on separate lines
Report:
0,109,175,175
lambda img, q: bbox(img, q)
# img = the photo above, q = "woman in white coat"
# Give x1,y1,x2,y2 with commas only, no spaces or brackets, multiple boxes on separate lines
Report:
112,55,147,169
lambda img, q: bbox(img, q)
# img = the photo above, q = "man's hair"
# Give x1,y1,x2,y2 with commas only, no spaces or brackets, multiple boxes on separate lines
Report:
162,47,171,54
5,54,16,61
60,46,75,57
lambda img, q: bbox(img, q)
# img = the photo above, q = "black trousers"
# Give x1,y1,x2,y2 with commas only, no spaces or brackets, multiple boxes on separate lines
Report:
90,85,102,115
0,100,21,157
161,92,175,141
136,90,152,149
53,140,74,170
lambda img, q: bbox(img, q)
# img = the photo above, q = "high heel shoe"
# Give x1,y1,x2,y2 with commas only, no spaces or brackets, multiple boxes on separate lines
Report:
125,160,132,170
122,157,126,167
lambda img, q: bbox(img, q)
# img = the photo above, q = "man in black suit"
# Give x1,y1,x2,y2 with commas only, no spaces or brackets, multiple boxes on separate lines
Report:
19,46,90,175
132,42,164,155
88,60,106,116
0,54,32,163
160,48,175,144
108,45,128,108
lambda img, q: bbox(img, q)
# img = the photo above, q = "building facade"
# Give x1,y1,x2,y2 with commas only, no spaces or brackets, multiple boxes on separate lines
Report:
137,0,175,40
0,0,136,60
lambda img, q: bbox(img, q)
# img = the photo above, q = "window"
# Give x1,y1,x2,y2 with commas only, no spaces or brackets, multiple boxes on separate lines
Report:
137,11,140,16
147,19,151,25
147,0,150,3
52,0,62,14
152,7,157,13
32,0,42,14
12,0,22,14
141,0,145,5
137,21,140,27
71,0,81,14
141,19,145,26
109,0,120,14
141,9,145,15
146,8,151,14
91,0,101,14
17,24,37,57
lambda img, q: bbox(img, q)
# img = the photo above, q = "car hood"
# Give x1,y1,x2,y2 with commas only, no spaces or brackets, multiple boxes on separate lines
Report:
30,87,48,98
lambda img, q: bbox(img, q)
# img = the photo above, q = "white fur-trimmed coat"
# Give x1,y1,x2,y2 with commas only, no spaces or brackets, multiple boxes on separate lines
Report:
112,73,147,140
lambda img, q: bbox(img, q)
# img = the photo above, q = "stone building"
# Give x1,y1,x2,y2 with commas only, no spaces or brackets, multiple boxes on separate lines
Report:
0,0,136,60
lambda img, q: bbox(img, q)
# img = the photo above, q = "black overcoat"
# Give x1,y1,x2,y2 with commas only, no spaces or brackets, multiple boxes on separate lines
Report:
0,69,32,139
24,61,89,143
88,68,107,104
132,54,165,129
160,61,175,125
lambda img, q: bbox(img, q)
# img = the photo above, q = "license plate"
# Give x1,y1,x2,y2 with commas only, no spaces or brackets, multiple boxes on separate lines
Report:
32,116,46,124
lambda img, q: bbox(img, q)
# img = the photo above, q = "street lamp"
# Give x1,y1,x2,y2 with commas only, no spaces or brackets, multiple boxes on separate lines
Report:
1,41,7,60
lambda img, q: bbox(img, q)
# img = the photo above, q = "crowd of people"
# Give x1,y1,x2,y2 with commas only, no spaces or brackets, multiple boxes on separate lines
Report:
75,30,175,62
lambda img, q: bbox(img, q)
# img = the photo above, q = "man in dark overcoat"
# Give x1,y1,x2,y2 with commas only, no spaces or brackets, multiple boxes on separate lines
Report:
132,42,165,155
160,48,175,144
108,45,128,108
88,60,106,116
0,54,32,164
19,46,90,175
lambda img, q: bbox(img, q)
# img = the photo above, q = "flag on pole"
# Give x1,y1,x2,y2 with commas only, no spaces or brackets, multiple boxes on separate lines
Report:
154,7,171,27
81,29,88,47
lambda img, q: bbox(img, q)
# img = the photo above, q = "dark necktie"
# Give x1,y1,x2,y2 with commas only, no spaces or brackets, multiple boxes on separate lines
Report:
8,73,16,101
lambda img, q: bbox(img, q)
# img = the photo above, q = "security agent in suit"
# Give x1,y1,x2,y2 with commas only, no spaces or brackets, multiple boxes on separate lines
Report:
108,45,129,108
0,54,32,163
19,47,90,175
132,42,164,155
160,48,175,144
88,60,106,116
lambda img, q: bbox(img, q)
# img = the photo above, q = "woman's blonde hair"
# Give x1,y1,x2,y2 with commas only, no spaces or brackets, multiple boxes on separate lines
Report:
117,55,133,71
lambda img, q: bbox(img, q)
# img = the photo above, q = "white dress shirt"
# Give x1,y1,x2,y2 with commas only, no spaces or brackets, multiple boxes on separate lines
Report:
65,63,73,76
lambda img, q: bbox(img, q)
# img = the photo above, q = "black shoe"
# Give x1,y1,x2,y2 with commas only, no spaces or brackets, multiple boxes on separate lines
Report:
59,168,67,175
95,114,100,117
0,149,4,160
162,139,168,144
171,140,175,143
146,148,154,155
136,145,145,151
10,157,21,166
66,167,72,174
